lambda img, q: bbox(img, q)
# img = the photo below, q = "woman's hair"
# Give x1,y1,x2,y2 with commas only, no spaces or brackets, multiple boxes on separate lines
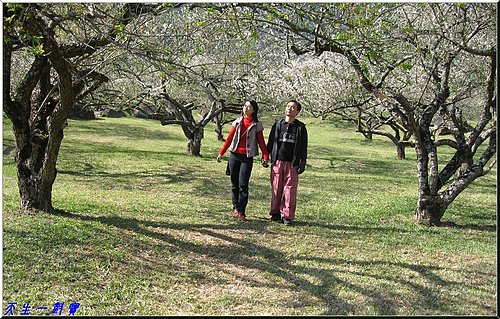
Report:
244,100,259,122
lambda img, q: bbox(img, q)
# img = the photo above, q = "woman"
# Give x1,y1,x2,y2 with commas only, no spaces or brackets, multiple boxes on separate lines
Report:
217,100,269,221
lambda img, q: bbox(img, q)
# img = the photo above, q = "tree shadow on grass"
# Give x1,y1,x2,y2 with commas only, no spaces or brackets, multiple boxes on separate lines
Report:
299,219,498,234
59,168,194,186
67,119,186,142
434,221,496,232
47,209,495,315
58,163,228,198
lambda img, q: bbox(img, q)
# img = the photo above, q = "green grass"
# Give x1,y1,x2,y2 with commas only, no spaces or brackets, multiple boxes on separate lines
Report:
2,115,497,316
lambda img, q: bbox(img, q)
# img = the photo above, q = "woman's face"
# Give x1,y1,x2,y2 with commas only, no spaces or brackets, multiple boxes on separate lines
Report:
243,101,254,117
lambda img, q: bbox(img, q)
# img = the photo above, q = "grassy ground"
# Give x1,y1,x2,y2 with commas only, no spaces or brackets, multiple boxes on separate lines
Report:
2,115,497,316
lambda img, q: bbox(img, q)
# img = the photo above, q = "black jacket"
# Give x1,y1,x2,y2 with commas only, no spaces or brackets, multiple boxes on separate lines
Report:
267,118,308,172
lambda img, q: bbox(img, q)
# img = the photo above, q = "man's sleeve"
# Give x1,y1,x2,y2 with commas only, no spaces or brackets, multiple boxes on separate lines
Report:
298,126,308,174
303,126,308,162
267,122,276,155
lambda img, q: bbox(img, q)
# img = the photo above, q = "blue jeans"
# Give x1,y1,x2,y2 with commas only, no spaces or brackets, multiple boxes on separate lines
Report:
228,152,254,215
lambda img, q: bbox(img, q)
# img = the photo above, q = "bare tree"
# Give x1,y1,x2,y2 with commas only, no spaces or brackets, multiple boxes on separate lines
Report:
3,3,163,212
152,85,233,156
255,51,415,159
246,3,496,225
95,4,269,155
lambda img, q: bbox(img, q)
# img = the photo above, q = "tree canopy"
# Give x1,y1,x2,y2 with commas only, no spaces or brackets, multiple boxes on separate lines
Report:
3,3,496,225
242,3,496,225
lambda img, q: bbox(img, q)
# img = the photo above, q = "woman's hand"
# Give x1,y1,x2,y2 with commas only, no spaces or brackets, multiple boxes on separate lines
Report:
261,159,269,168
216,154,222,162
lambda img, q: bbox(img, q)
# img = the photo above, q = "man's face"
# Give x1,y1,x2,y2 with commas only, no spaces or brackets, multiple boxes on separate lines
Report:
285,102,299,117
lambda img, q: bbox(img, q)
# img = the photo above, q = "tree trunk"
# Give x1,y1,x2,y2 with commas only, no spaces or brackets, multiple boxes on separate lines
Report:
413,140,448,226
214,112,224,141
5,35,75,213
414,194,447,226
414,144,446,226
396,143,406,160
16,136,63,212
186,128,204,156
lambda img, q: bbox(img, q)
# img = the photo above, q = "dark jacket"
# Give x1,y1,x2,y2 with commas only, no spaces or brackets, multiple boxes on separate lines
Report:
267,118,308,172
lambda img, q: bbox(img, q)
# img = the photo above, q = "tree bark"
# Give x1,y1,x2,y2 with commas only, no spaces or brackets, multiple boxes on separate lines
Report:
415,194,447,226
396,144,406,160
413,143,447,226
214,112,225,141
186,127,204,156
16,125,64,212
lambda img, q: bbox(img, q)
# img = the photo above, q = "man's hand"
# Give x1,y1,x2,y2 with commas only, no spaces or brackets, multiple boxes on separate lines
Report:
216,154,222,162
297,163,305,174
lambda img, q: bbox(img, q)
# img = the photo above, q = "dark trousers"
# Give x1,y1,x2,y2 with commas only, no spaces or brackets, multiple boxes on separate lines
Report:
228,152,254,215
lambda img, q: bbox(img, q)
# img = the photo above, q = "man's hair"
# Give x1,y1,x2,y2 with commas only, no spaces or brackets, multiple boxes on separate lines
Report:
289,99,302,112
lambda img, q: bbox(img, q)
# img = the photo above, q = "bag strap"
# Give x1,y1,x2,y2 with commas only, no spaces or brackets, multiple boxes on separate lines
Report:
240,122,254,139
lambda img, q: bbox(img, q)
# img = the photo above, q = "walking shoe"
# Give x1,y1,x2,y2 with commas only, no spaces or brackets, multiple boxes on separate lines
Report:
238,213,247,221
270,214,282,222
233,209,239,218
283,219,292,226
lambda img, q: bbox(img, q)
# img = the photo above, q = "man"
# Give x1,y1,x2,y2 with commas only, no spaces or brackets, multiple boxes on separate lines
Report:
267,100,308,226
